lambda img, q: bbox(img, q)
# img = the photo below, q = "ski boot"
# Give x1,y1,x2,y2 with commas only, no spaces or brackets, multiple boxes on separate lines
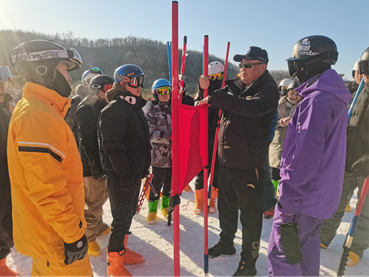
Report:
124,234,144,265
88,240,102,257
147,199,158,225
161,195,170,219
209,188,218,214
0,257,18,277
193,189,204,215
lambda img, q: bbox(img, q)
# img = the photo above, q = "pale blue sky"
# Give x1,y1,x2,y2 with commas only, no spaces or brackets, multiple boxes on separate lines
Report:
1,0,368,80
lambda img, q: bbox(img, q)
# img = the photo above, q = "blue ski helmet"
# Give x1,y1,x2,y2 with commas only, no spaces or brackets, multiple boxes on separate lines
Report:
82,67,103,87
152,78,171,101
114,64,145,88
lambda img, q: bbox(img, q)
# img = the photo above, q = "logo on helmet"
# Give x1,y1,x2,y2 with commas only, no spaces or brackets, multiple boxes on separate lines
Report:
299,39,318,56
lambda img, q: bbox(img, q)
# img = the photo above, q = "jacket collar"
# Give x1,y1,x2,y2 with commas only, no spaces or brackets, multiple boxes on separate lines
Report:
22,82,72,118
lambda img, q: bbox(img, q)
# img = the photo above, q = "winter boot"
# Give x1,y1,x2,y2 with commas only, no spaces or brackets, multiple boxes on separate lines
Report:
193,189,204,215
107,247,132,276
88,240,102,257
208,239,236,258
124,234,144,265
161,195,170,219
347,251,360,266
0,257,18,277
232,260,256,276
345,204,352,213
99,226,112,236
209,188,218,214
147,200,158,225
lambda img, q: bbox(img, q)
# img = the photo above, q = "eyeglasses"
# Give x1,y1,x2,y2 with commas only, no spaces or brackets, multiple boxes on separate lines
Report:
210,72,223,81
128,75,145,88
156,86,171,95
239,62,264,69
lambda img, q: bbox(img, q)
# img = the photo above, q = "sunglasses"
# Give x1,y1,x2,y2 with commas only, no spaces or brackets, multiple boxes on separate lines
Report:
210,72,223,81
239,62,264,69
156,86,171,95
128,76,145,88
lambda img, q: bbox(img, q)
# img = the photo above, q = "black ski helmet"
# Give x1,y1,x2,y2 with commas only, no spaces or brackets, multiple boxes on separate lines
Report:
11,40,82,97
286,35,338,78
358,47,369,75
89,74,114,95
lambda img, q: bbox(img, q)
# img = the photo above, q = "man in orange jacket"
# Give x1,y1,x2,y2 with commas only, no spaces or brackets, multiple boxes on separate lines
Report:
7,40,92,276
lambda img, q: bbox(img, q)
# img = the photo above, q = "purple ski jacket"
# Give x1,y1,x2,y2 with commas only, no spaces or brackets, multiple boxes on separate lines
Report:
278,69,352,219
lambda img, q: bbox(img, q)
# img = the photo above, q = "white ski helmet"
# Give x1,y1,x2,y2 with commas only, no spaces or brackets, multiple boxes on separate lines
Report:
353,59,360,71
279,78,294,88
208,61,224,75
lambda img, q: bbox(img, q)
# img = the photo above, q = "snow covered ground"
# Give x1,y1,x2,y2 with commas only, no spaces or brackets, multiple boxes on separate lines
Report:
6,182,369,276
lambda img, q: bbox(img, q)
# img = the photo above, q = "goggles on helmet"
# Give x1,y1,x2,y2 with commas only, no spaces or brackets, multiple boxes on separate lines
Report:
156,86,171,95
359,60,369,75
210,72,223,81
127,75,145,88
89,67,103,74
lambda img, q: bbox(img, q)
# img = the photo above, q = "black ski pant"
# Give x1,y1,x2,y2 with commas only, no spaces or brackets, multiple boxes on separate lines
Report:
149,167,172,201
218,164,265,265
0,193,13,260
106,172,141,252
195,145,219,190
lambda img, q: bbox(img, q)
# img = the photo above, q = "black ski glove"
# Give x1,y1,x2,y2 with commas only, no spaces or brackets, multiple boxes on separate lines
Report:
351,155,369,178
64,234,88,265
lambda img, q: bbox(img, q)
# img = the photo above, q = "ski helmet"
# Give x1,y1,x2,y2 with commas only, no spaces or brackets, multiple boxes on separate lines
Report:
286,35,338,78
82,67,103,87
89,74,114,95
278,78,294,96
208,61,224,75
152,79,171,101
287,80,299,92
11,40,82,96
114,64,145,88
358,47,369,75
352,59,360,78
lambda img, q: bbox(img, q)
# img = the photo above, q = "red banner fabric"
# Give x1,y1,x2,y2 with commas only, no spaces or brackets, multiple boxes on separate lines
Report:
171,103,208,196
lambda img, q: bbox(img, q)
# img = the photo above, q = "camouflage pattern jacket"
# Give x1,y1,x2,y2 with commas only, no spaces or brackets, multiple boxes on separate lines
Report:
146,100,172,168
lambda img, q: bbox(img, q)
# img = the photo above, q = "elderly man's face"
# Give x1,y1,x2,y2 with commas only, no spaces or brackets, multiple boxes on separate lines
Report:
239,59,267,85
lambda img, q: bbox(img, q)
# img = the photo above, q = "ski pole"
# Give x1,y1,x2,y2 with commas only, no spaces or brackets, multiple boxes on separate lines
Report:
208,42,230,201
348,78,365,123
179,36,187,102
167,41,172,84
337,176,369,276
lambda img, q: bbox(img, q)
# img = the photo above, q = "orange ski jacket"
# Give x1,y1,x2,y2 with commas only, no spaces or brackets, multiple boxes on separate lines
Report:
7,82,86,259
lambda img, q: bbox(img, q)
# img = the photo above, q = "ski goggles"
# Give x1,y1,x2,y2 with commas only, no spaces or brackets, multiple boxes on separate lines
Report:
210,72,223,81
359,60,369,75
156,86,171,95
127,75,145,88
239,62,264,69
89,67,103,74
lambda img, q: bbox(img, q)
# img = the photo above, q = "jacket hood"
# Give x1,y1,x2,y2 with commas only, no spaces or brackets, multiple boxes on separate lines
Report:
296,69,351,105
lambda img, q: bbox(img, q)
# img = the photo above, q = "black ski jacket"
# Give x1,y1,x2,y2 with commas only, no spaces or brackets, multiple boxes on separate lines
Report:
345,83,369,177
76,96,107,177
98,84,151,177
209,70,279,169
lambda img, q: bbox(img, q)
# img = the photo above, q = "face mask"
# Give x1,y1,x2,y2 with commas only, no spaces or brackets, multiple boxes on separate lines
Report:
51,70,72,98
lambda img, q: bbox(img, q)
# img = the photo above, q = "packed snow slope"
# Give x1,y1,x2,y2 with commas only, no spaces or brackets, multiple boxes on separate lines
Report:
7,181,368,276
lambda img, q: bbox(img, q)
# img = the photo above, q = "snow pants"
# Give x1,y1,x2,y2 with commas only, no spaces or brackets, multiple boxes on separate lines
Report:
195,145,219,190
263,158,277,213
218,164,265,265
0,193,13,260
267,207,324,276
320,172,368,258
84,176,109,243
106,172,141,252
31,254,92,276
149,167,172,201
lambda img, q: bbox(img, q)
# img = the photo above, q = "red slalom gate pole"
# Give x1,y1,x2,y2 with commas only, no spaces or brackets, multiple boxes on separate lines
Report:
171,1,180,276
203,35,209,274
208,42,230,190
179,36,187,102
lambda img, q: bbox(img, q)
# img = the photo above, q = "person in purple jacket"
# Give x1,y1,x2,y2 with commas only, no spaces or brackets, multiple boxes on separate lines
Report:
267,35,352,276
